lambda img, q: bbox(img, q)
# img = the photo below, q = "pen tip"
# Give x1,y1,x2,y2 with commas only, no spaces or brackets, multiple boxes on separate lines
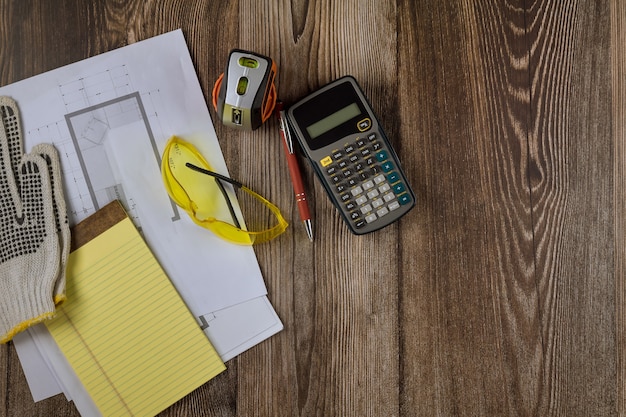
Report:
304,220,313,242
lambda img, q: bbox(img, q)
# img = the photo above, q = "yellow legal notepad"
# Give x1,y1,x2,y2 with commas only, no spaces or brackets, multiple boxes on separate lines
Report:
46,201,225,417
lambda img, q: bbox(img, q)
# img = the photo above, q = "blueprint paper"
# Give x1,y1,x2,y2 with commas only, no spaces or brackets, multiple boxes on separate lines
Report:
13,329,68,402
5,29,283,407
0,29,266,314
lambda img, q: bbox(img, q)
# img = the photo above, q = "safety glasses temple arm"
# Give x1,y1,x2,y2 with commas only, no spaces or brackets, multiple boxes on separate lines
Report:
185,163,243,188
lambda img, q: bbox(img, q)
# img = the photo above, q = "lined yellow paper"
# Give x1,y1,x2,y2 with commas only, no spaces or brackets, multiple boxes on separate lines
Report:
46,215,225,417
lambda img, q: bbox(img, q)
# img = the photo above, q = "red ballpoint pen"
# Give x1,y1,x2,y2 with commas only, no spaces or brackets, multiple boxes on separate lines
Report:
276,103,314,241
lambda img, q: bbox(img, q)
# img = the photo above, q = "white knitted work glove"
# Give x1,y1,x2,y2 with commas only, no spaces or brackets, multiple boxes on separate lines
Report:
0,96,70,343
32,142,71,306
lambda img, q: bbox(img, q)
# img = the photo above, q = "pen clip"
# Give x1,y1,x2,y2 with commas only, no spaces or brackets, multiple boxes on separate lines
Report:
278,110,294,154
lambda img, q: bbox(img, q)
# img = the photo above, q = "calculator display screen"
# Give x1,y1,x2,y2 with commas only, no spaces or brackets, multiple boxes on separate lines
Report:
291,79,369,150
306,103,361,139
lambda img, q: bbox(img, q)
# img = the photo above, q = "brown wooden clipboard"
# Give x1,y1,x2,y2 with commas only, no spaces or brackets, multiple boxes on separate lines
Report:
70,200,127,252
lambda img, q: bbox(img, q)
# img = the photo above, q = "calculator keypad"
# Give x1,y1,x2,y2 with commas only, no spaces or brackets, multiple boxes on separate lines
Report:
320,132,412,231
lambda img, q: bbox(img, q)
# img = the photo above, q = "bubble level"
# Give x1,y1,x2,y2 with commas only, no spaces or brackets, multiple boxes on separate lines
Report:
238,57,258,68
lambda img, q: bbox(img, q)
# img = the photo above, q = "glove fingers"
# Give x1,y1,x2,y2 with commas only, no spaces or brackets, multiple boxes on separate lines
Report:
0,97,22,217
0,97,25,181
31,143,70,305
19,154,57,243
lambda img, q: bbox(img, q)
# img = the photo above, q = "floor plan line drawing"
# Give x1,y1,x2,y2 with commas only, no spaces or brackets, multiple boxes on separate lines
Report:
64,92,180,224
59,65,132,114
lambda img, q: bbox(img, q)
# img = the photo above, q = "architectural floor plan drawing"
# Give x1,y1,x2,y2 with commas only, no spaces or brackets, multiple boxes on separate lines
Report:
65,92,180,227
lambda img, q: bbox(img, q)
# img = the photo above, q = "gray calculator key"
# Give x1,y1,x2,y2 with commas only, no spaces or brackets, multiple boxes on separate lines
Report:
377,207,389,217
351,186,363,196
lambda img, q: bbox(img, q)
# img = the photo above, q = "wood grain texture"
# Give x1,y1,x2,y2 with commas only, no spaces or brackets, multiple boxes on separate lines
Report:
0,1,620,416
613,0,626,414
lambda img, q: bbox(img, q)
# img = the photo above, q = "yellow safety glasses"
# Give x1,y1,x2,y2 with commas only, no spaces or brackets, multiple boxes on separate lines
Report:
161,136,288,244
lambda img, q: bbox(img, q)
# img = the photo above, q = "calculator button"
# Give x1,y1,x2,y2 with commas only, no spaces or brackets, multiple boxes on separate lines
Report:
347,178,358,187
332,150,344,160
331,175,342,183
398,193,412,205
340,193,351,202
379,183,391,193
372,199,384,209
376,150,389,162
356,195,368,205
351,186,364,196
338,160,348,169
387,172,400,183
320,156,333,166
355,219,366,229
327,166,337,175
382,161,394,172
377,207,389,217
373,174,386,184
365,156,375,165
336,183,347,193
365,213,377,223
368,133,377,141
367,189,379,199
345,201,357,211
360,204,373,214
362,180,375,190
371,165,382,174
372,142,382,151
356,138,366,148
345,144,355,154
358,118,372,131
359,171,370,181
383,192,396,202
361,148,372,157
388,201,400,211
343,169,353,178
393,182,406,194
349,154,360,163
350,211,360,220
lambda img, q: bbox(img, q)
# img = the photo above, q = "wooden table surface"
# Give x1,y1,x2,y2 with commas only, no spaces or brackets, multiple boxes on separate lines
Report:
1,1,623,416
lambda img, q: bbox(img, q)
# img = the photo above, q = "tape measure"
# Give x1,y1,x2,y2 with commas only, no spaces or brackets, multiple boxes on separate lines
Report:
212,49,277,130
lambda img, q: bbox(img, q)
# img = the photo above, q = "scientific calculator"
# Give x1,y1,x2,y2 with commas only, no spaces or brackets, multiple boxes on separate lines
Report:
286,76,415,235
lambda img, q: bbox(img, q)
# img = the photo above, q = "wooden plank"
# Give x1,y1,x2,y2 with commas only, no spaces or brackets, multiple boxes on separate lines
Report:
612,0,626,414
399,0,615,415
0,2,241,416
398,1,538,415
234,1,402,416
527,1,615,415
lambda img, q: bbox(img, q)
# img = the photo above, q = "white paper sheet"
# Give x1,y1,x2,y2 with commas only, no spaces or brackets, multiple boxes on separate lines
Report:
5,29,283,409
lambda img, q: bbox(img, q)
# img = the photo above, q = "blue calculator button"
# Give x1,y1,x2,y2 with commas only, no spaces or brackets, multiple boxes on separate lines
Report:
376,150,388,162
398,193,411,205
393,182,406,194
382,161,394,172
387,171,400,183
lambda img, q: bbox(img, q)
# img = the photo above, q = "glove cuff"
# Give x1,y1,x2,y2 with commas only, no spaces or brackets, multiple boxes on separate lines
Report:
0,240,59,343
0,311,55,344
